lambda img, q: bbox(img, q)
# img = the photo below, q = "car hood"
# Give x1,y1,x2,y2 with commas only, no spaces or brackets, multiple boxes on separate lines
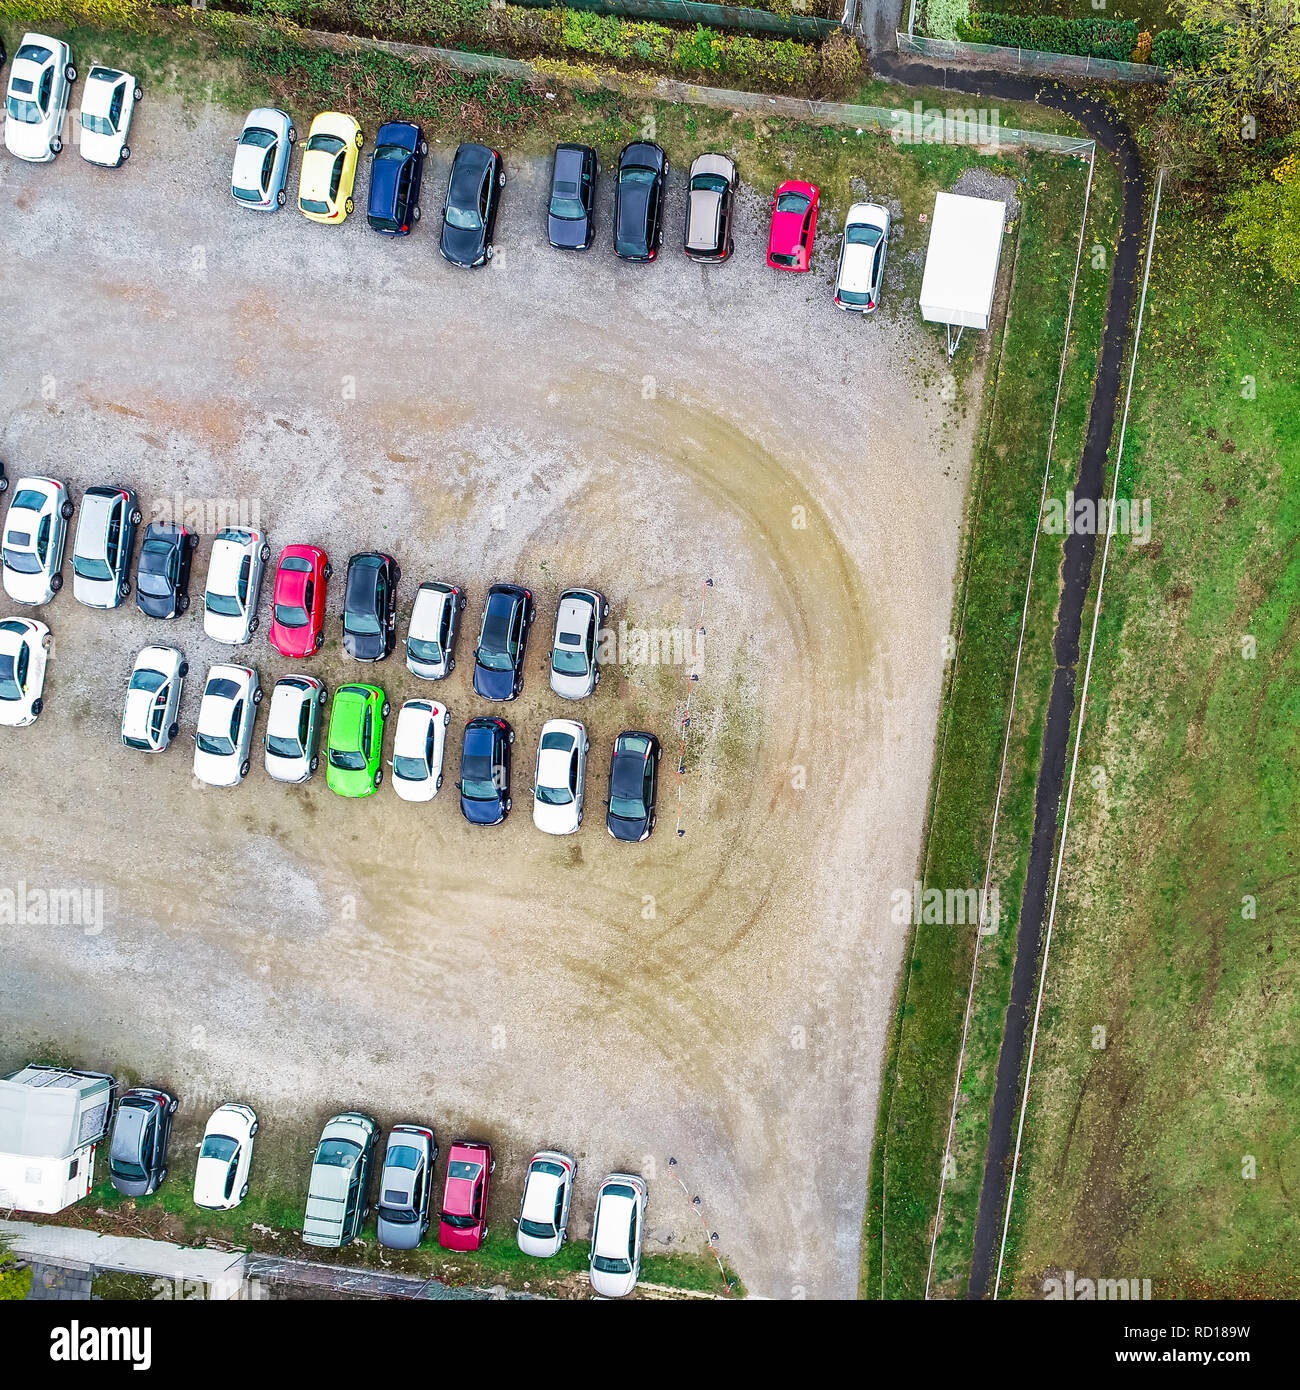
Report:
550,668,590,700
377,1215,423,1249
548,212,588,248
533,797,578,835
73,573,118,608
204,608,249,644
5,114,51,160
193,1156,235,1207
193,746,241,787
441,222,486,266
473,663,514,700
2,565,51,605
79,127,121,164
461,790,504,825
438,1219,482,1251
343,628,386,661
607,809,650,842
517,1230,562,1258
769,209,805,252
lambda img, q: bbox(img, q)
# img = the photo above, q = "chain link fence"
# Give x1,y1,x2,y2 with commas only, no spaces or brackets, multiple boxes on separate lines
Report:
896,31,1165,84
509,0,843,42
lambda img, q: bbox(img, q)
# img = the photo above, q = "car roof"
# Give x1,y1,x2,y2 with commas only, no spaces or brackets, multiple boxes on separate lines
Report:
394,701,434,753
522,1167,563,1220
593,1189,637,1256
267,679,308,734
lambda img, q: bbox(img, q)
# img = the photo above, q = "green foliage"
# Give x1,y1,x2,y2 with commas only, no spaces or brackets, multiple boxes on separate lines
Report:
925,0,970,42
1225,140,1300,283
0,1264,32,1301
817,27,860,93
956,12,1140,61
1151,24,1209,67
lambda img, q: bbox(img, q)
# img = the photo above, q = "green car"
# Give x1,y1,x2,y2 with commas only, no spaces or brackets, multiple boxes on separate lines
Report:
326,683,389,797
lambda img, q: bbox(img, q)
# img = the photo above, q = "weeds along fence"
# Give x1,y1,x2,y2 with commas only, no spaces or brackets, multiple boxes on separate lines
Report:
896,31,1166,84
507,0,843,42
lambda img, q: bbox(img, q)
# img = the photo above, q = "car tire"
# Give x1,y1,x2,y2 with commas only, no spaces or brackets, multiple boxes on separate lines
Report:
486,245,494,260
381,701,390,718
499,170,506,186
250,1120,259,1136
168,723,178,741
60,500,74,519
188,532,200,550
134,85,144,101
287,126,296,144
317,688,327,705
412,205,421,222
442,710,450,725
50,137,62,154
436,774,443,790
374,769,383,786
66,64,77,82
345,197,354,215
508,730,514,744
158,1168,167,1186
120,146,130,163
315,631,324,651
420,139,428,156
323,563,333,580
179,594,190,612
505,798,512,812
253,686,263,704
277,189,287,208
179,662,188,676
240,1183,249,1200
259,543,271,562
130,508,143,525
240,760,250,778
248,617,259,634
355,131,364,149
30,698,43,717
50,574,63,592
458,596,467,610
310,755,319,773
41,633,51,650
447,658,455,672
393,566,401,583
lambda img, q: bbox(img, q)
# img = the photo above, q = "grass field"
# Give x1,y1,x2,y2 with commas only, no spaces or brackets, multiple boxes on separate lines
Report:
862,145,1122,1298
1002,211,1300,1298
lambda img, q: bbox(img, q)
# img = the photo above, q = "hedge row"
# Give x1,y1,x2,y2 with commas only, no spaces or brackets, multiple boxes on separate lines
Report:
956,13,1138,62
1150,26,1210,70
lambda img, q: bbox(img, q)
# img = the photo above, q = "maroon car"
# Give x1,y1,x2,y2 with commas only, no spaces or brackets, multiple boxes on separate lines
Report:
438,1140,494,1251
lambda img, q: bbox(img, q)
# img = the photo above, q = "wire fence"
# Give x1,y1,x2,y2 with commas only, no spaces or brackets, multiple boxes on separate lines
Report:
896,31,1166,84
508,0,842,42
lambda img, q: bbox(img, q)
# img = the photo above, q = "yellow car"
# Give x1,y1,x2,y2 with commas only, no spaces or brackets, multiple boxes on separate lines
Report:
298,111,364,224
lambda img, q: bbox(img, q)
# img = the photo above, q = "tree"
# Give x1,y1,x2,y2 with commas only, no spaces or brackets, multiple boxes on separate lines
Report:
1224,139,1300,281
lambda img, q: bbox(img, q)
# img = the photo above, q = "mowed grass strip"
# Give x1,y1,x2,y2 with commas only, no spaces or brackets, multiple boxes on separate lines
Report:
863,150,1120,1299
1003,213,1300,1297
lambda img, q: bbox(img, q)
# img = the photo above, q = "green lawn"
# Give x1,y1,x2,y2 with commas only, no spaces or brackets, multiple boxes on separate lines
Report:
1002,212,1300,1297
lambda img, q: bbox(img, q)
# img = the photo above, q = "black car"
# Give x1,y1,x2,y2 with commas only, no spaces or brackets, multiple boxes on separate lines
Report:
440,143,505,268
548,142,598,251
135,521,199,620
472,583,534,701
108,1086,177,1198
368,119,426,236
0,461,8,496
614,142,667,262
606,730,662,842
458,716,513,825
343,551,400,662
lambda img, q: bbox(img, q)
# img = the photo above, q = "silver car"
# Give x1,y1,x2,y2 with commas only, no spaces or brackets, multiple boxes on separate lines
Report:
121,645,186,753
683,153,737,263
549,587,606,700
835,202,891,314
231,106,295,211
375,1124,436,1251
263,674,326,783
405,580,466,680
72,485,141,609
2,476,74,606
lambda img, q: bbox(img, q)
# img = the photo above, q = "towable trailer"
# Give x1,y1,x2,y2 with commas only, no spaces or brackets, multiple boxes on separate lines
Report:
0,1063,117,1214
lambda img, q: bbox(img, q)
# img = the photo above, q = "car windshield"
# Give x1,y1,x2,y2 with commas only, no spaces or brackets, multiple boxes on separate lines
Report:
776,191,810,214
381,1205,417,1224
315,1138,360,1167
196,729,235,757
267,731,303,760
549,178,583,220
446,203,482,232
692,173,729,193
441,1211,477,1229
551,645,588,677
200,1135,238,1163
81,112,116,136
460,755,497,801
536,783,573,806
129,669,165,694
206,592,242,617
275,602,309,629
3,548,41,575
593,1254,632,1275
838,287,873,305
520,1217,556,1238
394,754,428,782
374,143,407,162
846,222,883,246
329,747,366,772
306,134,344,155
407,635,442,664
621,166,656,185
241,126,276,149
0,656,21,702
769,252,798,267
74,553,113,581
609,793,646,819
111,1155,146,1180
300,198,330,215
344,607,380,636
6,97,40,125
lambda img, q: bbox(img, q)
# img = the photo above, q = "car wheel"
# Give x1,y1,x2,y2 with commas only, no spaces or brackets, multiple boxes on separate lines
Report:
188,532,200,550
310,755,319,774
287,126,296,144
259,543,271,562
50,574,63,592
277,189,287,208
323,563,333,580
498,170,506,186
178,661,188,676
50,136,62,154
486,245,494,260
436,773,443,790
60,500,74,519
458,596,467,610
374,768,383,786
447,657,455,672
355,131,364,148
508,730,515,744
345,197,354,215
419,139,428,155
168,723,178,741
317,688,327,705
443,710,450,725
134,85,144,101
40,633,51,650
240,760,250,778
240,1183,249,1200
248,617,259,634
315,631,324,651
381,701,391,718
66,64,77,82
158,1168,167,1186
412,205,421,222
393,566,401,583
249,1120,259,1136
253,686,263,704
179,594,190,612
119,581,130,598
30,698,43,717
505,797,512,812
120,146,130,163
130,508,143,525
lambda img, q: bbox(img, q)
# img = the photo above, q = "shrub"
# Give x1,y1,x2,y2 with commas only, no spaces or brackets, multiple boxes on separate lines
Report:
956,13,1138,61
1151,27,1211,69
1131,28,1152,65
925,0,969,43
818,27,861,93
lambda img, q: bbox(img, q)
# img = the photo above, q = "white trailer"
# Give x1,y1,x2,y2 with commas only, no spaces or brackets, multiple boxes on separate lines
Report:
919,191,1008,358
0,1064,116,1214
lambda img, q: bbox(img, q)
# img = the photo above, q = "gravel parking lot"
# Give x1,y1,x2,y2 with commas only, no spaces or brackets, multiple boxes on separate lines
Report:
0,95,983,1297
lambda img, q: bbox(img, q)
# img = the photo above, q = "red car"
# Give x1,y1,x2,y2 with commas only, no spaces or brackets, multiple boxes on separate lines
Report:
268,544,330,658
767,179,820,272
438,1140,494,1251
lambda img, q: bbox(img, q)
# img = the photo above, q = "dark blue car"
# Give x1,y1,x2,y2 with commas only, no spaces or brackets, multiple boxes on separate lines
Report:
440,143,505,268
472,583,534,700
458,716,513,825
367,120,427,236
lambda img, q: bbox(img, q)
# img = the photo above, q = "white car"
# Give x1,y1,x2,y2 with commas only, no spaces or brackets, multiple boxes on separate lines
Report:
79,65,141,168
193,664,261,787
0,617,50,727
264,674,326,783
4,34,75,163
589,1172,647,1297
203,528,269,645
834,202,891,314
405,580,465,680
532,718,588,835
2,476,73,605
231,106,295,211
121,645,187,753
193,1103,258,1211
390,698,449,802
516,1150,576,1258
549,588,606,700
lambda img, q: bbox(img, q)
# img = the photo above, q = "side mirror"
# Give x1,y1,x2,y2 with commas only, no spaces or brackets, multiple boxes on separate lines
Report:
454,780,462,791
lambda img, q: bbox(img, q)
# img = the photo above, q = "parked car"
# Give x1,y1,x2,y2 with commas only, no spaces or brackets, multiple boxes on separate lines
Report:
549,587,606,700
376,1123,437,1250
457,716,512,825
472,583,533,700
834,201,891,312
108,1087,177,1198
298,111,364,225
193,664,261,788
440,142,505,268
438,1140,493,1251
136,521,198,620
230,106,295,211
121,645,186,753
71,485,141,608
264,674,326,783
326,683,388,798
767,179,819,272
78,65,141,167
516,1151,576,1258
0,617,49,728
303,1112,378,1248
390,698,449,803
614,141,667,261
3,34,75,163
0,461,8,495
342,551,399,662
193,1103,258,1211
547,142,597,251
589,1172,647,1297
2,476,73,605
203,528,269,645
606,730,662,842
532,718,588,836
367,120,426,235
269,544,330,658
684,153,737,262
405,580,465,681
